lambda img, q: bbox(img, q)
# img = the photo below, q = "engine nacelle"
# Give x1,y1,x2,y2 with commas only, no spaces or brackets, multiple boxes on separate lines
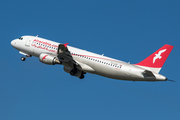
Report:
39,53,61,65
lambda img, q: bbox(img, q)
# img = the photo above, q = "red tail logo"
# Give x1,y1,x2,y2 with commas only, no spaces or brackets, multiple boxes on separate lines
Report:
153,49,166,63
136,44,173,68
42,55,48,61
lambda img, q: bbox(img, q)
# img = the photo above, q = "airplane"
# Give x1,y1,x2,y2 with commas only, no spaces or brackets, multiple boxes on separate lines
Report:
11,35,174,81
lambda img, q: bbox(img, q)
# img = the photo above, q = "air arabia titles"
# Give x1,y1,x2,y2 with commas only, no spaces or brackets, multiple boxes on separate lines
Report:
31,39,58,53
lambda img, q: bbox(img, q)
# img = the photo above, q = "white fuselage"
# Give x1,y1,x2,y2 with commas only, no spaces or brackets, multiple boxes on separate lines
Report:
11,35,167,81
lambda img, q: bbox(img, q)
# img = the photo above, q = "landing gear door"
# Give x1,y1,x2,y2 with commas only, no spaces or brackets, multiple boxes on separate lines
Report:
25,37,33,47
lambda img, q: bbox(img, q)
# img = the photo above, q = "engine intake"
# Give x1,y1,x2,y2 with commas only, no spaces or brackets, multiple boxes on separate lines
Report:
39,53,61,65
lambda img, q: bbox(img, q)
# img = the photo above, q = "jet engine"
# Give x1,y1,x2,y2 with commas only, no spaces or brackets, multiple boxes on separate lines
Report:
39,53,61,65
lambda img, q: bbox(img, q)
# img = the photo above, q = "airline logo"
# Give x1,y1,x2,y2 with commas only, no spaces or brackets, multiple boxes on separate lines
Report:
42,55,48,61
153,49,166,63
135,44,173,68
31,39,58,53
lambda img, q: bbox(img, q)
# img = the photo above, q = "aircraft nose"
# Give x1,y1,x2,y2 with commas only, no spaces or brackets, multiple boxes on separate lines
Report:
11,40,16,47
11,40,17,48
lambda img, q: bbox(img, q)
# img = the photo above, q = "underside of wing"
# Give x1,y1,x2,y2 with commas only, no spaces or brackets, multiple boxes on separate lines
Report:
57,43,86,78
57,43,77,64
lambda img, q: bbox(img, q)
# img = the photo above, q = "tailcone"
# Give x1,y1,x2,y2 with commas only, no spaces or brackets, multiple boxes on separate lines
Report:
155,74,167,81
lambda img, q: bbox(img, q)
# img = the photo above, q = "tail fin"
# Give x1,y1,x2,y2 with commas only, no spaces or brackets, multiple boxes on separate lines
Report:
135,44,174,73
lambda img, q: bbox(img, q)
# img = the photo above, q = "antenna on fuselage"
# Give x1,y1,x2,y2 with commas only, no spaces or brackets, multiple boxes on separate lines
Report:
36,35,38,37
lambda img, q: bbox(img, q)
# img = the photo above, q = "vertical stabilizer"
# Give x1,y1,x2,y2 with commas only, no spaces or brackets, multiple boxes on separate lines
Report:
135,44,173,73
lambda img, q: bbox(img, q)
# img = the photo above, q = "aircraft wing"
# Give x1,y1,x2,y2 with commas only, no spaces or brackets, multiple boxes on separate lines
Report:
57,43,78,65
57,43,94,73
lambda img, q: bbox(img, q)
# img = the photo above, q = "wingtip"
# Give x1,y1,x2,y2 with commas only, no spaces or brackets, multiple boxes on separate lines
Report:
64,43,69,48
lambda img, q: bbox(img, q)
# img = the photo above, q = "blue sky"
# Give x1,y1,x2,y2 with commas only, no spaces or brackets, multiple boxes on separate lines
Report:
0,0,180,120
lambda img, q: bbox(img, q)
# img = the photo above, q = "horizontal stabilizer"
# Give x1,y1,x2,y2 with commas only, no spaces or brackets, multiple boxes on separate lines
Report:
142,70,155,78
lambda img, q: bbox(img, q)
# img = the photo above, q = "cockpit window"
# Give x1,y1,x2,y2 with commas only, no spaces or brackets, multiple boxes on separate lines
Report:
19,37,23,40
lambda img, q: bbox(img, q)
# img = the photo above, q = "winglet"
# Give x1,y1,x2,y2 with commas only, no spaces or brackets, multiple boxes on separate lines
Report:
64,43,69,48
135,44,173,73
57,43,69,55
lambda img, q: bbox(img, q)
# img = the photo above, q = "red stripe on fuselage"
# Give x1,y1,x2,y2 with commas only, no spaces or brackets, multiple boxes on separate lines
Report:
71,54,120,63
